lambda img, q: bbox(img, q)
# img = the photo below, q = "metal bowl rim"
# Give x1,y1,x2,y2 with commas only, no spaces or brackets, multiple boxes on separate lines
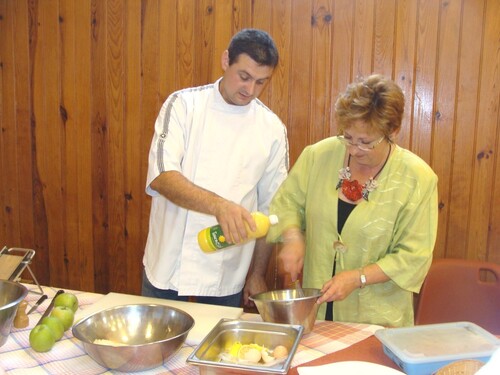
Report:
0,280,28,311
249,288,322,302
72,303,195,346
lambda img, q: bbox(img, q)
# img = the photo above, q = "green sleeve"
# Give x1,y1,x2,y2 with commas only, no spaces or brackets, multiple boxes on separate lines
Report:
267,146,313,242
377,167,439,292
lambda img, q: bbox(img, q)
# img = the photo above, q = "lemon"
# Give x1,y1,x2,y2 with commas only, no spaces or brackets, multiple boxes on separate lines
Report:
228,341,242,357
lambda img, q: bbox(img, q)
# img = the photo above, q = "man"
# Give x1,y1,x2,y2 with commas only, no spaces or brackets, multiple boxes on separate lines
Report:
142,29,289,307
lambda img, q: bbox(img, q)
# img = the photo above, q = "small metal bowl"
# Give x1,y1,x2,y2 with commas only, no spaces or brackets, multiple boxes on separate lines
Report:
0,280,28,347
249,288,322,334
72,304,194,372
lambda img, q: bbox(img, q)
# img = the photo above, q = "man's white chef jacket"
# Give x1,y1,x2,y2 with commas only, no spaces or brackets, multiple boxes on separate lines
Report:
143,78,289,296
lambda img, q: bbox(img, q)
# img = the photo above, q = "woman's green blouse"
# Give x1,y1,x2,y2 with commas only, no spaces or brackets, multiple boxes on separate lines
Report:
268,137,438,327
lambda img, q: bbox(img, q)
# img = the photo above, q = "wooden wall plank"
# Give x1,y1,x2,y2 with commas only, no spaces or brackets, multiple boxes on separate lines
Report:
431,0,462,258
0,0,21,247
35,0,65,288
309,0,333,143
232,0,252,32
410,0,439,164
12,0,34,260
372,0,395,77
483,0,500,265
446,0,483,260
330,0,355,134
195,0,214,86
158,0,176,102
74,0,94,291
269,0,291,129
489,0,500,265
0,0,5,244
288,0,312,165
210,0,231,82
124,0,144,295
28,0,51,286
393,0,418,150
140,0,160,255
90,0,109,293
469,0,499,261
251,0,272,106
60,0,81,288
177,0,195,89
352,0,374,78
106,0,127,292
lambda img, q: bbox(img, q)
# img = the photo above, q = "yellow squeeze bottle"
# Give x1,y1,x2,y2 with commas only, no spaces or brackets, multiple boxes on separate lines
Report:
198,212,279,253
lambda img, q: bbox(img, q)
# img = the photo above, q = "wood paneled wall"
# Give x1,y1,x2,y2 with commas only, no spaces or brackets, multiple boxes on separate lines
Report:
1,0,499,294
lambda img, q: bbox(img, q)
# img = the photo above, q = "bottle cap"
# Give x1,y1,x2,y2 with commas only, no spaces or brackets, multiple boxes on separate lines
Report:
269,214,279,225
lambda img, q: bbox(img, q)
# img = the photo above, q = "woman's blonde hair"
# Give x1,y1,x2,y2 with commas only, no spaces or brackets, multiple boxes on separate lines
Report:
335,74,404,137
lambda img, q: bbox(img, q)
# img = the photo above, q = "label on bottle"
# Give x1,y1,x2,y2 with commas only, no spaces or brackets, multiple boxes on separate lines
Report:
209,226,231,250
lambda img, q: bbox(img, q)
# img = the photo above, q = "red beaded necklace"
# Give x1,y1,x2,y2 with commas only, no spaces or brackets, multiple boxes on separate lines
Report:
336,144,392,202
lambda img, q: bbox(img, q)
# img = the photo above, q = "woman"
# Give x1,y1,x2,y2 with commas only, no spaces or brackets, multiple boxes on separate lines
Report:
267,74,438,327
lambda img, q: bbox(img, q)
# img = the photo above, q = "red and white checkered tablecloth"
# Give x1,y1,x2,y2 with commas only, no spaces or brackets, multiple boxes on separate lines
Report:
0,285,383,374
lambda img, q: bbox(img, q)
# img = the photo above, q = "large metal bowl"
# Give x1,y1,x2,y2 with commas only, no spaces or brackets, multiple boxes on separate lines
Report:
249,288,322,334
0,280,28,347
72,304,194,372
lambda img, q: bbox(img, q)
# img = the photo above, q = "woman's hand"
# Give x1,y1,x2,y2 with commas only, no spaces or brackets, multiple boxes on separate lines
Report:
317,264,390,304
317,270,360,304
279,228,305,281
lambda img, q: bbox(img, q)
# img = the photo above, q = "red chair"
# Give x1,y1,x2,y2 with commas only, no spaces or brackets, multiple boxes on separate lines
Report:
415,258,500,334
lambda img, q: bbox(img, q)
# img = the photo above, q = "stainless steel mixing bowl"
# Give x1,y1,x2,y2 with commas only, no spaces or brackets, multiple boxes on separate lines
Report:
249,288,322,334
72,304,194,372
0,280,28,347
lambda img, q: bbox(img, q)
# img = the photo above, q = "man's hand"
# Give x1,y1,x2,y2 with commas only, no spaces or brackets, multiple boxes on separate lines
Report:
213,201,255,244
150,171,254,243
243,238,274,306
243,274,268,306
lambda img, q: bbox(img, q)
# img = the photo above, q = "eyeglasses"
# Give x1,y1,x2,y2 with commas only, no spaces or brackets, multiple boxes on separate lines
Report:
337,135,385,151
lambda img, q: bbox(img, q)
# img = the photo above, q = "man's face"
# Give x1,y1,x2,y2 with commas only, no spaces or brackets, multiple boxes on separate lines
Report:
219,51,274,106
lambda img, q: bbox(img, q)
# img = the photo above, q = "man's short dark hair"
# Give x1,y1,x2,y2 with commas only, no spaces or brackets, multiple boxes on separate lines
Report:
227,29,279,68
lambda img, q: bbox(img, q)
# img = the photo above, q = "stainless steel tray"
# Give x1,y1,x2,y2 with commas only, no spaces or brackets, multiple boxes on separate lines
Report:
186,318,303,374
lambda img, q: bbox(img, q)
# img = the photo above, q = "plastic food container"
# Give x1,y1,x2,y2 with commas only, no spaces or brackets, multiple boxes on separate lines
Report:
375,322,500,375
187,318,303,374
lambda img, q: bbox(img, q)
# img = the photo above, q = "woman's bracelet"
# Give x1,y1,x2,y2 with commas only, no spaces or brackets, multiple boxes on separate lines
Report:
358,267,367,288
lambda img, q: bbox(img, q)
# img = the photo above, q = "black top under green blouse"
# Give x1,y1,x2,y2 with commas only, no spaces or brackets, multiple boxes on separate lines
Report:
325,198,357,321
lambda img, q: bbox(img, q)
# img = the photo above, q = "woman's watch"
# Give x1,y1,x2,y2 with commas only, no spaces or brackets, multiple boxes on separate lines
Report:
359,268,367,288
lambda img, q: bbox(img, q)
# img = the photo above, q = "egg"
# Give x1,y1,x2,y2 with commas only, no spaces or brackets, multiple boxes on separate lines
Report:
261,348,275,363
273,345,288,359
238,345,262,363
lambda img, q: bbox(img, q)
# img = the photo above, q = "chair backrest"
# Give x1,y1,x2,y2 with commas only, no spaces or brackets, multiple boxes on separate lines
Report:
415,258,500,335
